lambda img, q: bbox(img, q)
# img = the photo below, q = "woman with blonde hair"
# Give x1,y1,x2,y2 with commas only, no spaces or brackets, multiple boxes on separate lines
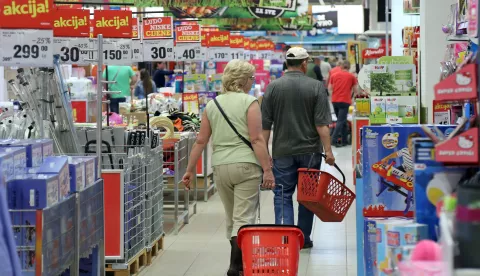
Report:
182,60,274,276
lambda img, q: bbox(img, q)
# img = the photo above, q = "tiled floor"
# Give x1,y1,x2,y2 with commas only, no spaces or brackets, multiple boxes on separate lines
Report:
142,146,357,276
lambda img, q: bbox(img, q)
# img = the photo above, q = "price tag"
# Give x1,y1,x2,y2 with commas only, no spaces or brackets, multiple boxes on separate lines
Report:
131,40,143,63
175,43,205,61
143,39,175,62
54,38,95,65
230,51,245,60
258,51,271,60
250,52,258,60
0,29,53,67
208,47,231,61
101,39,132,65
244,50,250,60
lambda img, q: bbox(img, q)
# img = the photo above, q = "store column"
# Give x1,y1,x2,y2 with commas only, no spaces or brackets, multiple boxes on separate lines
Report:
420,0,453,123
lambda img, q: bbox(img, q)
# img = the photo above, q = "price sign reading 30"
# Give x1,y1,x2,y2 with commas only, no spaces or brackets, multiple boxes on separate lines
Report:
0,30,54,67
101,39,132,65
54,37,95,65
143,39,175,62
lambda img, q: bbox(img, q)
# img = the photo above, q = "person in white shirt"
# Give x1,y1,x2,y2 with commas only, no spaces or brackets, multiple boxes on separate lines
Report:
319,55,332,83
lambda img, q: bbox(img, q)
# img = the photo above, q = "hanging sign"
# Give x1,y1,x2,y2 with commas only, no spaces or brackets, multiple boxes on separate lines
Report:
100,38,133,65
0,0,53,29
142,17,173,39
175,24,201,43
257,40,273,59
132,18,140,39
201,32,209,47
250,40,258,60
362,47,387,59
54,37,94,65
313,11,338,29
0,29,53,66
230,35,245,60
93,10,132,38
208,31,231,61
175,24,204,61
143,39,175,61
131,40,143,62
53,9,90,38
244,38,251,60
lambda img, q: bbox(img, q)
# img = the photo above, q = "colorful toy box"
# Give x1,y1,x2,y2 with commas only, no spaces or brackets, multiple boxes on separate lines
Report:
67,157,85,192
375,219,412,276
0,141,43,167
35,139,54,158
73,156,98,187
37,156,70,200
0,151,14,183
413,139,470,240
362,125,456,217
0,147,27,176
386,223,429,266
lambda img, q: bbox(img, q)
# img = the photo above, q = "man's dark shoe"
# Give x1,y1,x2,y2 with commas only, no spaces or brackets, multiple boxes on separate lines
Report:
303,240,314,249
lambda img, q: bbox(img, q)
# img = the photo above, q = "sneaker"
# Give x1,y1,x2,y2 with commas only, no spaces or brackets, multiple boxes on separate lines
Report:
303,240,314,249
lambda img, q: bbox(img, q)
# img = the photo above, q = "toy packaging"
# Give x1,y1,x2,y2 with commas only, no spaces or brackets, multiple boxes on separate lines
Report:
73,156,98,186
386,223,429,266
68,157,86,193
37,156,70,200
376,219,412,276
0,151,14,183
362,125,456,217
413,138,470,240
0,141,43,168
0,147,27,176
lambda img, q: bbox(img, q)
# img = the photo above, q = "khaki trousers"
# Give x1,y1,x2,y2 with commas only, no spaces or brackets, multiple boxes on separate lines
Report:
213,162,262,239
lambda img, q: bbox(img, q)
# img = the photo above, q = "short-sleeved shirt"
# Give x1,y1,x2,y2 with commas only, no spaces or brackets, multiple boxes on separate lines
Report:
206,92,259,167
397,148,414,171
330,70,357,104
261,71,332,159
102,66,135,98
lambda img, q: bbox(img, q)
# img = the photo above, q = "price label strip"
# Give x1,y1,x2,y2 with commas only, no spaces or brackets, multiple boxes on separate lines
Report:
175,43,205,61
143,39,175,62
230,50,245,60
258,51,271,60
101,39,132,65
131,40,143,63
54,37,95,65
208,47,231,61
0,29,54,67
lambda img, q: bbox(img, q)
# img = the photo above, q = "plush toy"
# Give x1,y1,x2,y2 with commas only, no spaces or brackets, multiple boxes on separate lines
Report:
426,172,463,205
410,240,442,262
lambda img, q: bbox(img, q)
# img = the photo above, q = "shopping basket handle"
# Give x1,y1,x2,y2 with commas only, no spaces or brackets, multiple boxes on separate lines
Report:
306,153,346,185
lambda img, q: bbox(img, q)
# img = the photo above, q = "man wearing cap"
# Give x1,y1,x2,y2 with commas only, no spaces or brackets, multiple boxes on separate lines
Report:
262,47,335,249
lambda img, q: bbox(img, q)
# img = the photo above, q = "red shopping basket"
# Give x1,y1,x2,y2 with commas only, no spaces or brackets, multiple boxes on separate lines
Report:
297,154,355,222
238,225,304,276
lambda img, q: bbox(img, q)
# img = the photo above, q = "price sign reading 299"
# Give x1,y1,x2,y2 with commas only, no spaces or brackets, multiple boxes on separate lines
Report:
0,29,54,67
101,39,132,65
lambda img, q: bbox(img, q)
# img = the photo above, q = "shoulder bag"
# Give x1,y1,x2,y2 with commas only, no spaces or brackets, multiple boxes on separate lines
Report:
213,98,253,151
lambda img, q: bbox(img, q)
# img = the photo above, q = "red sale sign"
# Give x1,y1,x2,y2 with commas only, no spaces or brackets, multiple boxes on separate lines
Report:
142,17,173,39
175,24,200,43
0,0,54,29
53,9,89,37
93,10,132,38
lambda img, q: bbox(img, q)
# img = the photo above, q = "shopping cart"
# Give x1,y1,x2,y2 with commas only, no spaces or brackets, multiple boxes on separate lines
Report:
297,153,355,222
238,185,304,276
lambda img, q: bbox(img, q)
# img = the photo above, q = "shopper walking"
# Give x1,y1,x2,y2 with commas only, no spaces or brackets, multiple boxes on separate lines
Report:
329,60,344,81
153,62,177,88
102,65,137,114
328,61,359,147
134,69,157,99
319,55,332,83
306,57,324,82
262,47,335,249
182,60,274,276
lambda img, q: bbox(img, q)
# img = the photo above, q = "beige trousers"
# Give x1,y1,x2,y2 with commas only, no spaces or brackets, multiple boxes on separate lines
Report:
214,162,262,239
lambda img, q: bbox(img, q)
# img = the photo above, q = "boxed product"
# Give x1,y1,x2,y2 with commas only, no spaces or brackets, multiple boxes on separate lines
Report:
362,125,456,218
0,151,14,183
37,156,70,200
0,147,27,176
68,157,85,192
7,175,59,247
364,217,411,276
0,140,43,167
36,139,54,158
370,97,386,123
376,219,412,276
413,139,469,240
386,223,429,265
73,156,98,186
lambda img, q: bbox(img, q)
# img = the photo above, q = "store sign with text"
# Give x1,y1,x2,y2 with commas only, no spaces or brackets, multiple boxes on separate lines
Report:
313,11,338,29
0,0,53,29
54,37,94,65
256,40,274,59
0,29,53,66
143,39,175,61
143,17,173,39
53,9,90,37
175,24,201,43
362,47,387,59
132,18,140,39
207,31,230,61
93,10,132,38
230,35,245,59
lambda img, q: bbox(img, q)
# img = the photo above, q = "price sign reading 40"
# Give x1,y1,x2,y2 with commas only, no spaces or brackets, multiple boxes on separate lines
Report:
175,43,205,61
0,30,54,67
102,39,132,65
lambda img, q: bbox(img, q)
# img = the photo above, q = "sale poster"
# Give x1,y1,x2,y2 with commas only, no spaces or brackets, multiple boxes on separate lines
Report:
184,74,208,92
182,93,199,114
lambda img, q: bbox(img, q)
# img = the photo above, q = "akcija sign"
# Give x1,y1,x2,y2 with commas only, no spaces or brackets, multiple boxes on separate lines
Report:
53,9,90,37
175,24,201,43
208,31,230,47
313,11,338,29
143,17,173,39
0,0,53,29
230,35,244,48
132,18,139,39
93,10,132,38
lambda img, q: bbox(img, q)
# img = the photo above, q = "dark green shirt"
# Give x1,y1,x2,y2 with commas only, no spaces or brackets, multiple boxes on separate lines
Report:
261,71,332,158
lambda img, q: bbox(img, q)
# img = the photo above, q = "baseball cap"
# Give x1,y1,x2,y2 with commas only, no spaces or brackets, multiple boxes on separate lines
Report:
286,47,310,60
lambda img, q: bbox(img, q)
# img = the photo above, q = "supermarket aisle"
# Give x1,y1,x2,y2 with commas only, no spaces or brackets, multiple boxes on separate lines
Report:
141,146,357,276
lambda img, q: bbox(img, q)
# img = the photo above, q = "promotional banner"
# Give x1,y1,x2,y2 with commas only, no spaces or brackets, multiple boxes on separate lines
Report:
132,18,140,39
200,16,313,31
53,9,90,38
0,0,54,29
312,11,338,34
207,31,230,61
175,24,201,43
132,0,298,9
230,35,245,59
142,17,174,39
175,24,204,61
93,10,132,38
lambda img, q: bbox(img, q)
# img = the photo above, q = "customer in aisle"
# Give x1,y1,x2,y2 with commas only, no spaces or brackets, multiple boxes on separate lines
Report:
182,59,274,276
328,61,359,147
262,47,335,249
102,65,137,114
319,55,332,83
134,69,157,99
153,62,179,88
306,57,324,82
329,60,344,82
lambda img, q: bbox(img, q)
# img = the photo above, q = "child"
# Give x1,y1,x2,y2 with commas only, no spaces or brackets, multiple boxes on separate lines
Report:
381,132,422,177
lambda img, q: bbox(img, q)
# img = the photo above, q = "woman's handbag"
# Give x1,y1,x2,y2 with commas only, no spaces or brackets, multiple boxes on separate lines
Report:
213,98,253,150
